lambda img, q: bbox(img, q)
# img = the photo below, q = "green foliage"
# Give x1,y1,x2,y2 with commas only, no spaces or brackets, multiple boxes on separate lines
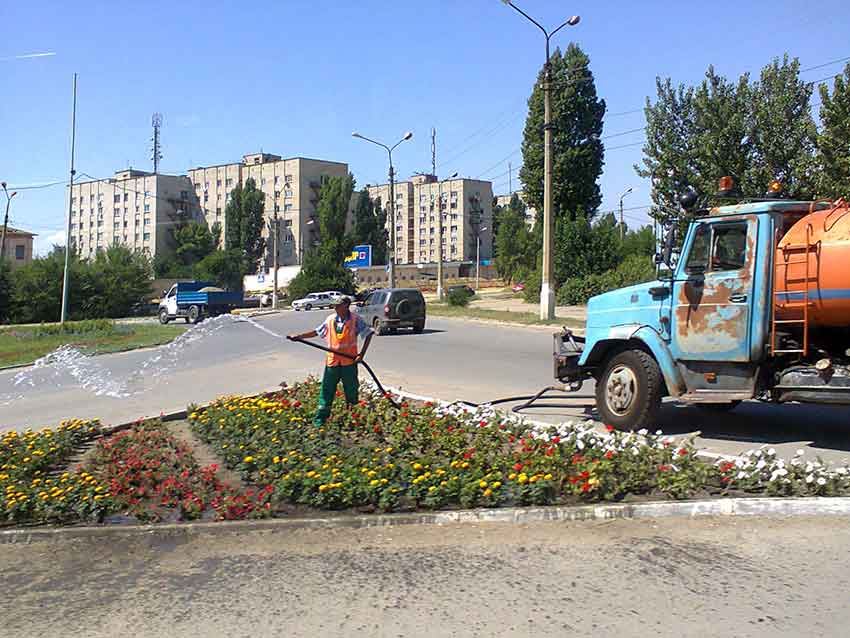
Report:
447,287,473,307
193,249,246,292
493,194,534,284
553,213,622,283
816,63,850,199
224,179,266,272
556,254,656,305
621,225,656,258
24,319,116,337
288,175,357,300
174,221,220,265
519,44,605,223
0,261,11,323
351,189,387,265
7,246,152,323
637,55,818,225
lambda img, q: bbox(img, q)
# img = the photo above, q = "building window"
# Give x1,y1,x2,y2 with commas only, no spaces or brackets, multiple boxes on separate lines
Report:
284,204,293,212
216,207,222,215
114,208,120,216
261,178,266,185
97,220,104,227
144,204,151,212
284,219,292,227
217,193,221,201
284,190,293,198
15,245,25,260
204,181,209,190
195,183,201,191
226,178,233,187
143,233,151,241
274,176,280,185
124,193,129,202
285,174,293,183
274,191,280,199
181,191,189,200
113,194,121,203
70,210,76,218
114,223,120,230
135,233,140,241
216,180,222,187
144,217,151,225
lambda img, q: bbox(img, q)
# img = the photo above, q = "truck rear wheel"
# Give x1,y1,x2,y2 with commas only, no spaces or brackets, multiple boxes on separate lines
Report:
187,305,201,324
595,349,663,431
158,309,170,325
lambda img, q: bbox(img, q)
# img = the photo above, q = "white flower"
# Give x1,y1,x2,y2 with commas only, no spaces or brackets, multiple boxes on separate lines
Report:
796,449,805,457
805,475,814,484
817,477,827,486
577,439,585,450
767,448,776,456
737,471,747,479
637,429,648,436
631,447,640,456
756,459,767,470
655,430,663,436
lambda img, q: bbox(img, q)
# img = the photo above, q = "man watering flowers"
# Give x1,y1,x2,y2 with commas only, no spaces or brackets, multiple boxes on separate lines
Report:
288,296,374,426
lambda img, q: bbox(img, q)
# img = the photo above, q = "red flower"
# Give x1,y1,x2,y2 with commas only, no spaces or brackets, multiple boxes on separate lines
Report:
405,426,413,434
571,454,584,465
569,477,580,484
581,482,591,492
658,464,670,472
508,435,515,443
551,436,561,445
447,426,454,433
721,476,730,483
677,448,688,457
604,451,614,460
545,447,554,457
479,420,487,428
293,401,301,408
605,425,615,432
401,412,409,418
513,462,523,472
719,461,735,473
579,471,590,480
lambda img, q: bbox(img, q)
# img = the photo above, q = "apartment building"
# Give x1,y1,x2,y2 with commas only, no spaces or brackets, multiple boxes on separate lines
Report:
68,170,199,259
367,175,493,265
495,190,537,228
187,153,349,266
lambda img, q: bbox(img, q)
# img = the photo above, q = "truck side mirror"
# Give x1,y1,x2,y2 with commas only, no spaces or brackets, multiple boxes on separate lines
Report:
661,225,676,267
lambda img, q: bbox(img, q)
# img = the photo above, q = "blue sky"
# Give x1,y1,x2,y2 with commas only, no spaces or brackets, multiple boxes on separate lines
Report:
2,0,850,254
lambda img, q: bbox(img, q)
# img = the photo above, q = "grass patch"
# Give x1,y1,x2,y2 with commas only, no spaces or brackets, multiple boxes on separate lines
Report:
0,320,186,367
426,303,581,327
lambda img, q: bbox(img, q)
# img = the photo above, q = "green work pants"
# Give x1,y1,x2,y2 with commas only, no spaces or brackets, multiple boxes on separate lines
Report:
314,364,359,425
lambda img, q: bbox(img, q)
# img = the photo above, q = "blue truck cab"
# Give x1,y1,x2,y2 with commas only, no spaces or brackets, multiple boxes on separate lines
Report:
158,281,243,325
554,199,850,429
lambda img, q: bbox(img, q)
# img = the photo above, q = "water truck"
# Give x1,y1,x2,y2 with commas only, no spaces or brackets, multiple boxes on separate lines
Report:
554,179,850,429
158,281,243,324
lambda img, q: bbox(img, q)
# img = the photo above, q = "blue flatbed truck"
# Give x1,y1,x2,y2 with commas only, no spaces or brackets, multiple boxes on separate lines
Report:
553,189,850,430
158,281,243,324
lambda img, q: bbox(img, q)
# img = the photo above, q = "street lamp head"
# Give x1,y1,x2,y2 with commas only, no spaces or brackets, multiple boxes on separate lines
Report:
403,131,413,141
567,15,580,26
0,182,6,189
449,172,458,179
351,132,361,138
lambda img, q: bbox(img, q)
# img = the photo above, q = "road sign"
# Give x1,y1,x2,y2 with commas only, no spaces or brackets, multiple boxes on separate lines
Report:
257,273,265,283
344,244,372,269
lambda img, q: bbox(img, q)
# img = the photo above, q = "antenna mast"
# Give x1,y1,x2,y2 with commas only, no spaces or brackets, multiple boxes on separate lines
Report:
151,112,163,174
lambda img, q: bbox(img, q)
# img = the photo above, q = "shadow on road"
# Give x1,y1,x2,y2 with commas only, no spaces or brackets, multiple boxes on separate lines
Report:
378,329,446,337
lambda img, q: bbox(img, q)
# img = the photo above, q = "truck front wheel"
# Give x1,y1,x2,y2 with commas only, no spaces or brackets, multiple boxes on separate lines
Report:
158,309,170,325
595,349,663,431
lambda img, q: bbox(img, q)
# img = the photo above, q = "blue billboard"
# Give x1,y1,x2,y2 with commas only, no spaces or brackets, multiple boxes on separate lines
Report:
344,244,372,269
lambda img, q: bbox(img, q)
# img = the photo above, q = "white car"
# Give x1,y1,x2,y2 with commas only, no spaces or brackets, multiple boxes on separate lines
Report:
291,292,336,311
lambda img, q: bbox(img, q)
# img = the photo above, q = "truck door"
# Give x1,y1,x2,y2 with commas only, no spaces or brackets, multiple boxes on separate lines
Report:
166,285,178,316
671,217,757,362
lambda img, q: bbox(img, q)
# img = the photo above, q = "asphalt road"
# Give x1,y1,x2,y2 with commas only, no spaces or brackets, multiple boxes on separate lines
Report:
1,311,848,463
2,516,849,637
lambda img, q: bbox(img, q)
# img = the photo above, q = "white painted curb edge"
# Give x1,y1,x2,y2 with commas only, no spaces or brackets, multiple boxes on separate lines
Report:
3,497,849,542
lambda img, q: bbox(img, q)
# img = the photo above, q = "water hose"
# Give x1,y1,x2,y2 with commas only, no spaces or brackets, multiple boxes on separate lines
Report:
286,336,401,408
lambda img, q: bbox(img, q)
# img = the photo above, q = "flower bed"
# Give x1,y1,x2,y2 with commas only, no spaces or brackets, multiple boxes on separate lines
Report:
85,422,272,522
1,420,114,525
189,380,850,513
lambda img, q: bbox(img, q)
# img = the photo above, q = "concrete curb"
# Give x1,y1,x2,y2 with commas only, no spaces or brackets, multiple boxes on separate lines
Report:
427,313,583,332
3,497,849,542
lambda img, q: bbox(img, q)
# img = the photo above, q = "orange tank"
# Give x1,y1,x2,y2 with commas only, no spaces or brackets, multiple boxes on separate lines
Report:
775,200,850,328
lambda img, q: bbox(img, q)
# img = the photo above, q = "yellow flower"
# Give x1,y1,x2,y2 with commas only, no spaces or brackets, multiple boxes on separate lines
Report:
243,456,255,463
508,473,517,481
483,488,493,497
461,461,469,469
491,481,502,489
318,484,328,493
412,462,423,471
369,479,380,487
544,473,553,481
428,486,437,492
385,447,393,453
273,456,280,464
518,474,528,485
479,480,488,489
529,475,538,484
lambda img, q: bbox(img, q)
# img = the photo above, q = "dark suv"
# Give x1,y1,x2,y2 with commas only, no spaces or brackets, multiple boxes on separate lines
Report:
355,288,426,335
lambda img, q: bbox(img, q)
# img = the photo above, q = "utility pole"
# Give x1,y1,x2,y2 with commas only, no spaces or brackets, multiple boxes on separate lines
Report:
270,212,280,309
508,161,512,195
501,1,580,320
151,113,163,174
618,186,633,242
0,183,17,262
60,73,78,325
352,131,413,289
432,128,445,301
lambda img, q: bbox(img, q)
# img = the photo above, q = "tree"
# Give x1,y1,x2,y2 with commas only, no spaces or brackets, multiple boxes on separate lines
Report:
553,213,621,284
224,178,266,273
154,220,221,278
622,225,656,259
82,246,153,318
816,63,850,199
519,44,606,224
493,194,533,283
193,249,246,292
0,261,11,323
745,55,817,199
351,188,387,265
287,174,357,299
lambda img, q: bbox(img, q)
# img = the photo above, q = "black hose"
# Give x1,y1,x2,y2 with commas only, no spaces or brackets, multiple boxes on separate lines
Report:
286,336,401,408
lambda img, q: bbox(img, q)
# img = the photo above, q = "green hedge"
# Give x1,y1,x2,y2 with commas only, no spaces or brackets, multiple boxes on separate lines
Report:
556,255,656,305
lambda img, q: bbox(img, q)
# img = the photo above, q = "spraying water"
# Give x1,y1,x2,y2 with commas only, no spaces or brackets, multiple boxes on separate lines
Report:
0,314,288,405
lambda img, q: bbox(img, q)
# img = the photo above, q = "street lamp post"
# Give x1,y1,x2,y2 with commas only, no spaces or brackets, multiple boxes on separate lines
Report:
0,182,18,262
352,131,413,288
618,187,633,241
436,171,458,301
501,1,580,320
476,226,488,291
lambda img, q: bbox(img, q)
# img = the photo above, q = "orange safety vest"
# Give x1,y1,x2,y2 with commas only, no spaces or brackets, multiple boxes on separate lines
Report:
324,314,358,367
